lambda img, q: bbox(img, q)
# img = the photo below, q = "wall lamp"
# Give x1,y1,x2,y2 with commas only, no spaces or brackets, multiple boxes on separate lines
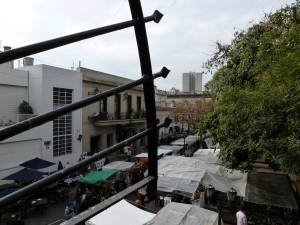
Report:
123,92,128,101
77,134,82,141
88,87,100,95
44,140,51,149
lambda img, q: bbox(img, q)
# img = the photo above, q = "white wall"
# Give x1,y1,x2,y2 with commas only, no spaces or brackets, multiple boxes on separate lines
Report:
22,65,82,166
0,67,29,124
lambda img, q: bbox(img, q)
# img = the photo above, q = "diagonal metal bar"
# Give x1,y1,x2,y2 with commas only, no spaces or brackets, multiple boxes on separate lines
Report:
0,118,171,208
128,0,161,201
0,67,169,142
0,10,163,64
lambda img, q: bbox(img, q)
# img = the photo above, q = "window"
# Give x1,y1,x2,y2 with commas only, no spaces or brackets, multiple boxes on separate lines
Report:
53,87,73,157
107,134,113,148
100,98,107,112
137,96,142,112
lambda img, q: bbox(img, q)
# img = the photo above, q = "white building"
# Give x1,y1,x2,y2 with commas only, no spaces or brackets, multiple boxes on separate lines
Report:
0,56,82,185
182,72,203,93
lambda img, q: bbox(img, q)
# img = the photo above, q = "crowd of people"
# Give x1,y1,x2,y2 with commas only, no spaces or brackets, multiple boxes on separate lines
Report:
63,160,146,220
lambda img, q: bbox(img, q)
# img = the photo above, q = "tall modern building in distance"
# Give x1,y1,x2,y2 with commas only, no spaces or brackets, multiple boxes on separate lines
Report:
182,72,203,93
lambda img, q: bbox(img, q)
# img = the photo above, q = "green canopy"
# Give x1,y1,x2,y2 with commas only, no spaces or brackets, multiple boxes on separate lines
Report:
78,170,117,187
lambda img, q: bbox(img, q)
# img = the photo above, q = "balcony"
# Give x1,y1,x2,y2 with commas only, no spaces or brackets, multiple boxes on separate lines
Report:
0,114,37,128
88,111,147,126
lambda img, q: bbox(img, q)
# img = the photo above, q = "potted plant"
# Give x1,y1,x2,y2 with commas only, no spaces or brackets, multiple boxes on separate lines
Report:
18,101,33,114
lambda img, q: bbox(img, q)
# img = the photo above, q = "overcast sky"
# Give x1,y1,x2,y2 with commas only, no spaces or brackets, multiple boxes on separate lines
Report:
0,0,295,91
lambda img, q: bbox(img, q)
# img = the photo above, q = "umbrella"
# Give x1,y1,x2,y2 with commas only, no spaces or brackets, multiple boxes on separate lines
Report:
20,157,55,170
2,168,44,181
0,188,20,198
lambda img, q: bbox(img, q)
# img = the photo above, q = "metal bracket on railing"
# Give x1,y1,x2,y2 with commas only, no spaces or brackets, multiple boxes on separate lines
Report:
0,10,163,64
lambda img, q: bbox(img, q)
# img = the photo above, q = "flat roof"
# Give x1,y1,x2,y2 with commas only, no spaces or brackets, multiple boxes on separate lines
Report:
244,172,298,210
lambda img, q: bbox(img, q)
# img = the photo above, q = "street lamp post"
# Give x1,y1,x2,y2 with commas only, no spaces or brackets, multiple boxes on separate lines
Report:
182,131,187,155
205,185,237,225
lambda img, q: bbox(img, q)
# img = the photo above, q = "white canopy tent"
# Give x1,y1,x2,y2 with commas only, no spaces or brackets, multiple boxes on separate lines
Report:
144,202,220,225
157,145,183,155
101,161,135,171
85,199,155,225
155,156,247,198
170,135,200,147
135,149,173,158
193,149,221,164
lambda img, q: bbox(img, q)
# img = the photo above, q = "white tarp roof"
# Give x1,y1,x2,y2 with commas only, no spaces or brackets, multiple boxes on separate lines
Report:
135,149,173,158
170,135,200,147
155,156,247,197
158,145,183,155
156,156,220,197
101,161,135,171
86,200,155,225
193,149,221,164
144,202,219,225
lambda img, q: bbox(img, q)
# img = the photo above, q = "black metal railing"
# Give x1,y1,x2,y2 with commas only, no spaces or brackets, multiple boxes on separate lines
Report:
88,111,147,122
0,0,170,224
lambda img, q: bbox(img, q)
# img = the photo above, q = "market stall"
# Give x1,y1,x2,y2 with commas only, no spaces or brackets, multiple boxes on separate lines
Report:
85,199,155,225
193,149,221,164
170,135,200,147
134,149,173,158
101,161,135,171
153,156,247,199
157,145,183,155
77,170,118,188
144,202,219,225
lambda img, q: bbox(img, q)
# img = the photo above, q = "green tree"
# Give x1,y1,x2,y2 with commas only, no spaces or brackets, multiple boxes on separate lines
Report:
200,1,300,173
172,99,213,134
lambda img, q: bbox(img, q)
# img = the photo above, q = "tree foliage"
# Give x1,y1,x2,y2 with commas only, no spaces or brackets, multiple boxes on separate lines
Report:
200,1,300,173
172,99,213,133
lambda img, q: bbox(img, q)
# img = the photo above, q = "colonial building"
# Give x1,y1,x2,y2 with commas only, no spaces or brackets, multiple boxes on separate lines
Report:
79,67,147,154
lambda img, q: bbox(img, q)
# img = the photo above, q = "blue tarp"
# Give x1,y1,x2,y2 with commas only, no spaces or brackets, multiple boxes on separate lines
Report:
20,157,55,170
2,168,44,181
0,188,20,198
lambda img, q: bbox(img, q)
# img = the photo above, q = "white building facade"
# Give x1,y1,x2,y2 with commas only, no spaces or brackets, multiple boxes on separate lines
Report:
0,59,82,185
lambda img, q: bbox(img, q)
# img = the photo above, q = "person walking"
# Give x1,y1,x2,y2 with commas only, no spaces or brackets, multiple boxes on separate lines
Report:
64,202,75,220
185,144,191,157
138,185,147,209
236,204,247,225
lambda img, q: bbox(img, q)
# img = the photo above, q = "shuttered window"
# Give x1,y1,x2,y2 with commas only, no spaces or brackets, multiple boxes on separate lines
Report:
53,87,73,157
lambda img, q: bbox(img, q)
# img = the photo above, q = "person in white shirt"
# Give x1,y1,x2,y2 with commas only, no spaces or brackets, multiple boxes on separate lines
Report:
236,204,247,225
123,145,129,154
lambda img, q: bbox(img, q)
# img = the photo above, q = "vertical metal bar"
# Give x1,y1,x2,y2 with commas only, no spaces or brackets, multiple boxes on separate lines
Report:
128,0,159,201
